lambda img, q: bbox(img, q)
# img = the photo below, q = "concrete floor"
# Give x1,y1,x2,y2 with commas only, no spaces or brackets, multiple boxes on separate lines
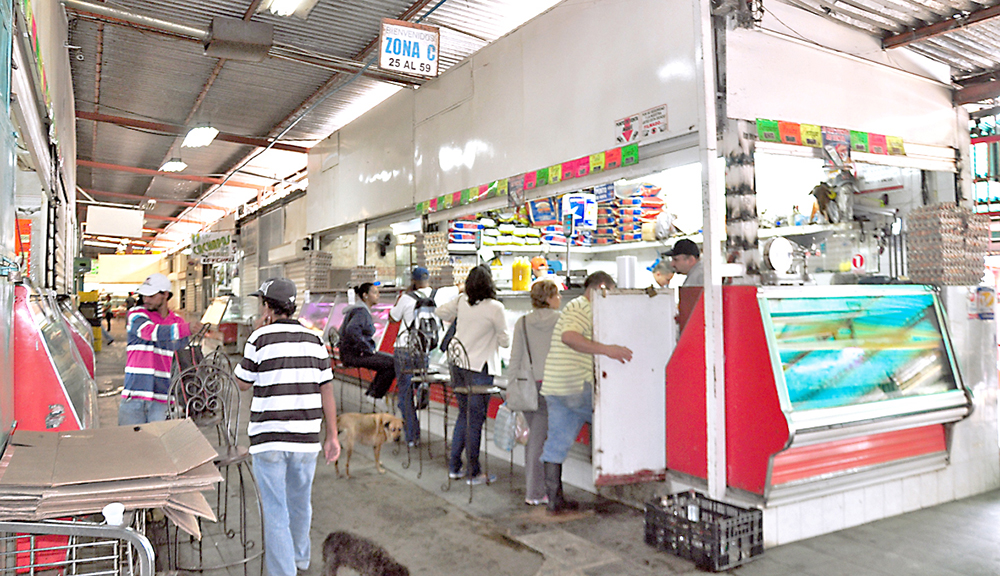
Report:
94,320,1000,575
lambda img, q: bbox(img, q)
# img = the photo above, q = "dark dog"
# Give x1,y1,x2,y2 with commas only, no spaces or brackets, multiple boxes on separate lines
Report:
322,531,409,576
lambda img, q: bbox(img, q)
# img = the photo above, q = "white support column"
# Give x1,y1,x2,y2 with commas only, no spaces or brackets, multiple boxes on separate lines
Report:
694,0,726,500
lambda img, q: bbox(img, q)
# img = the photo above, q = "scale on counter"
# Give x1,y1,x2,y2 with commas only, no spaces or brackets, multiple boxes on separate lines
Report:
761,237,810,285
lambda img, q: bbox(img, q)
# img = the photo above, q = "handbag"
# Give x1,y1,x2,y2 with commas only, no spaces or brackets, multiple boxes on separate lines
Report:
439,319,457,352
505,320,539,412
493,403,517,451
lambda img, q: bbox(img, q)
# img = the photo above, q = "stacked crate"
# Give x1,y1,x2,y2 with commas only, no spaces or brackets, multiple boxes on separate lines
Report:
351,266,378,286
907,203,989,286
284,250,333,292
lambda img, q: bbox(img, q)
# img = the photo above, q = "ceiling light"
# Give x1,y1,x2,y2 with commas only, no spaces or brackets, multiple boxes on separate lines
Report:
257,0,319,19
159,158,187,173
182,126,219,148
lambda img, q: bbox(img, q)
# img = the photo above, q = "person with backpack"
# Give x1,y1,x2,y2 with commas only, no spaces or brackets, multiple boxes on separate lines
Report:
389,267,440,447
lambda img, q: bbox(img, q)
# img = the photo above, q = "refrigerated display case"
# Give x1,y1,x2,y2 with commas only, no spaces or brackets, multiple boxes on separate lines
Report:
56,294,95,378
666,285,972,502
13,283,98,431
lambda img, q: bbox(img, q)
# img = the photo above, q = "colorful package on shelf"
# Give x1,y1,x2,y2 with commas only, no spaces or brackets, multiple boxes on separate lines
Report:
617,223,643,235
597,216,617,227
481,228,500,237
617,196,644,206
524,237,541,245
516,206,532,226
641,196,665,210
571,231,593,246
594,237,615,245
498,223,516,234
450,220,482,231
497,235,516,245
454,214,478,221
616,207,644,216
528,198,559,226
512,227,532,237
511,236,526,246
481,235,497,246
524,227,541,237
479,217,497,227
541,224,564,235
596,226,616,237
618,233,643,243
448,232,477,244
594,183,615,203
541,234,567,246
636,183,661,197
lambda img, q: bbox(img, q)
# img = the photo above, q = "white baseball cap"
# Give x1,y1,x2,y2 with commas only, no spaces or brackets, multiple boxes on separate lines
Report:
136,273,172,296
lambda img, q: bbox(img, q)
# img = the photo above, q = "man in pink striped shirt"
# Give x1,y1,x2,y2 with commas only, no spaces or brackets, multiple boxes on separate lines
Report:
118,273,202,425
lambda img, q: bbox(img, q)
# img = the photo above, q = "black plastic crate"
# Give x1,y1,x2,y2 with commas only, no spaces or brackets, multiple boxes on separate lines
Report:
644,490,763,572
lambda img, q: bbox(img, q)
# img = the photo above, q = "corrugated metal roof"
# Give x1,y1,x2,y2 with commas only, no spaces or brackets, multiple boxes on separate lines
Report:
783,0,1000,78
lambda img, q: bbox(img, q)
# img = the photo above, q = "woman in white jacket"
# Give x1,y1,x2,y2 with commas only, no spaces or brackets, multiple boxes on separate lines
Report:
509,279,561,505
436,265,510,485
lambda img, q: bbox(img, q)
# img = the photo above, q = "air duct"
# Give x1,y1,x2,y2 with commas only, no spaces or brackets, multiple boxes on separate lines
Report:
204,17,274,63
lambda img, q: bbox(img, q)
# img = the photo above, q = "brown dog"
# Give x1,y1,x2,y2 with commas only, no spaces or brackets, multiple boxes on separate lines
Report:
335,412,404,478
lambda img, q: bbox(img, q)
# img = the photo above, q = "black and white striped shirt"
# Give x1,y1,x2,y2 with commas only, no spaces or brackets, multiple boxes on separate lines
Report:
234,319,332,454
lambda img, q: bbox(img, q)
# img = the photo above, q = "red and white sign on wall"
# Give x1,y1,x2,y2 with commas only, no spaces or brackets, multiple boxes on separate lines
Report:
851,253,865,272
15,219,31,275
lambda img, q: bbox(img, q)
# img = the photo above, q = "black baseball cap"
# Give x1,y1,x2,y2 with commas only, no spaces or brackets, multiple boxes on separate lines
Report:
251,278,296,305
665,239,700,258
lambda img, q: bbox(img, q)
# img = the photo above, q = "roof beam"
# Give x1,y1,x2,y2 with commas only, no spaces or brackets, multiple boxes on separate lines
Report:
883,4,1000,49
76,110,310,154
80,187,229,211
77,159,268,190
956,79,1000,105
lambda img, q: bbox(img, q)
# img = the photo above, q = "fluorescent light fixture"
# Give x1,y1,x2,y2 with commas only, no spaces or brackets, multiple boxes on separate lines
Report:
159,158,187,172
182,126,219,148
257,0,319,18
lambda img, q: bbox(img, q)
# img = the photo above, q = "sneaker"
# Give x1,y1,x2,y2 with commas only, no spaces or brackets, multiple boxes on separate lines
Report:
407,440,420,448
448,470,465,479
525,496,549,506
466,473,496,486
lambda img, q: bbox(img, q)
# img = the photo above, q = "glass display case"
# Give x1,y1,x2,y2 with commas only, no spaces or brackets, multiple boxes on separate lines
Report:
759,285,970,432
298,290,397,349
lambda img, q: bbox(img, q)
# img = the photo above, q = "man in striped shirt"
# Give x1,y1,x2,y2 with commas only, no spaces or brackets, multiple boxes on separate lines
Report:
539,271,632,514
234,278,340,576
119,273,200,425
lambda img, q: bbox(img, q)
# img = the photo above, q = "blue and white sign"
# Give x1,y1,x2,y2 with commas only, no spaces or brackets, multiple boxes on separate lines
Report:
380,19,440,77
562,193,598,231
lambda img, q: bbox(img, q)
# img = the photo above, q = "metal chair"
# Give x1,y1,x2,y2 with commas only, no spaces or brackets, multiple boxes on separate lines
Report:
393,329,431,477
440,338,502,503
166,362,263,576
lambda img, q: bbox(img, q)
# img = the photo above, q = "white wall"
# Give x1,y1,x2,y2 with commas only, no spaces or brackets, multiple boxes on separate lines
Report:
307,0,699,234
727,2,957,149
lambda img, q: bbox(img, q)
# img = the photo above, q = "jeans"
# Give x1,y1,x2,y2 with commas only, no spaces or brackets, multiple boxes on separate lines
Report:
344,351,396,398
118,398,169,425
449,366,492,477
394,349,426,443
252,451,318,576
540,387,593,464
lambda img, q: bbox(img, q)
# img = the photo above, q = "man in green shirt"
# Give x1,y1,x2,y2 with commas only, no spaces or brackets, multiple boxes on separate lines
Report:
540,271,633,513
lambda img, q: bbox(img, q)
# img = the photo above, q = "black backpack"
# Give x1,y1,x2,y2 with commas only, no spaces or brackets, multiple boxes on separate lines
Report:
405,289,440,353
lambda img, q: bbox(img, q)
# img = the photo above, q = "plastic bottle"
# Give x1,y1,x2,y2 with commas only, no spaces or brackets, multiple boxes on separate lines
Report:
512,258,530,291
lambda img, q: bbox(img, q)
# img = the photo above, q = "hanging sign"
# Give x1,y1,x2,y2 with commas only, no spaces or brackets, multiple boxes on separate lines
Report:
800,124,822,148
379,19,440,77
191,232,235,264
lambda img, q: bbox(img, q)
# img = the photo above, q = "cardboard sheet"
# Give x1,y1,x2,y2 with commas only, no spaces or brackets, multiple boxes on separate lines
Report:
0,418,223,537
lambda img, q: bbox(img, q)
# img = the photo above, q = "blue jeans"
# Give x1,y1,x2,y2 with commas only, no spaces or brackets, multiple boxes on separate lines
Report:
118,398,169,425
450,367,491,477
540,387,593,464
252,451,318,576
394,349,426,444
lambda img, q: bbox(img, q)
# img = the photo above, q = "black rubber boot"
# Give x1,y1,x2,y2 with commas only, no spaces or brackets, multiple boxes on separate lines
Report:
544,462,579,513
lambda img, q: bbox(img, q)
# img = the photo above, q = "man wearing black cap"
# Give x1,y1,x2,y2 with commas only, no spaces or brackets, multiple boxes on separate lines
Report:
234,278,340,576
667,238,704,287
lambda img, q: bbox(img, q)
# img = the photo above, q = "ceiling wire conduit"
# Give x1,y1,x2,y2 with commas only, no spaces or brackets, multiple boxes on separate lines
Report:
61,0,208,41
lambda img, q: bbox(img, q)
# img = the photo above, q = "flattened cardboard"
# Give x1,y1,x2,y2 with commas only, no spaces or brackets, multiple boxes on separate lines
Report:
0,431,59,487
163,507,202,540
168,491,217,522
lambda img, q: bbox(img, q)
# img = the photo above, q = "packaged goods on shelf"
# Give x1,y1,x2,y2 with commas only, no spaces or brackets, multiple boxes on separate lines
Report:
596,226,616,237
595,237,615,245
597,216,617,226
497,235,516,245
528,198,559,225
619,233,643,243
542,234,567,246
482,236,497,246
450,220,482,232
525,237,541,245
482,228,500,237
448,231,477,244
907,203,989,286
541,224,564,235
498,223,516,234
480,217,496,227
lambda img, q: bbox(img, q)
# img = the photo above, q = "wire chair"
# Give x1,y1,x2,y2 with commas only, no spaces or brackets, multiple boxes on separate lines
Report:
393,328,432,477
441,338,502,503
165,363,263,576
